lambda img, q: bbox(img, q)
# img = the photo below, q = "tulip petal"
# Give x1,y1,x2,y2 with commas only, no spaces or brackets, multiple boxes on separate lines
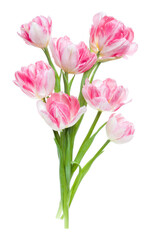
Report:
68,106,87,128
37,100,59,130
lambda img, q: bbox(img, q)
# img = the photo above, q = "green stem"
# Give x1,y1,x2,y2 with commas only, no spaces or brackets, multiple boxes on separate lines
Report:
97,56,122,63
82,111,102,146
63,72,70,95
69,75,75,93
58,127,75,228
74,62,101,136
71,121,107,177
53,130,60,145
70,111,102,175
43,47,60,92
59,132,70,228
90,62,101,83
56,201,62,219
69,139,111,207
78,65,96,107
59,156,69,228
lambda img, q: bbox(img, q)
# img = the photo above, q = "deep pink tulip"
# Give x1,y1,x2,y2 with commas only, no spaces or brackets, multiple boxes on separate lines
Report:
90,12,138,60
14,61,55,99
18,16,52,48
106,114,135,143
37,92,86,131
82,78,128,111
49,36,97,74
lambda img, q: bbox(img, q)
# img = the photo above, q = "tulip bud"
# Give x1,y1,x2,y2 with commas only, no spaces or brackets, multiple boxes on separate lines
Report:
106,114,135,143
18,16,52,48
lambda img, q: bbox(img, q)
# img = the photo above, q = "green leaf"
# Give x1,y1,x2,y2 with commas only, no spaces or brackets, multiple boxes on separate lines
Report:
43,47,61,92
69,139,110,207
71,122,107,176
63,72,70,95
78,66,95,107
68,75,75,92
69,150,104,207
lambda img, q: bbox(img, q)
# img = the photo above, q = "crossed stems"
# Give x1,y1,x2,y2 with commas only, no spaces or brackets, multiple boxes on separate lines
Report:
43,47,111,228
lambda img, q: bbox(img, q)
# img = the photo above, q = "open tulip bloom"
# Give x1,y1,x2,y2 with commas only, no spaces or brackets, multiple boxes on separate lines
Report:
14,12,137,229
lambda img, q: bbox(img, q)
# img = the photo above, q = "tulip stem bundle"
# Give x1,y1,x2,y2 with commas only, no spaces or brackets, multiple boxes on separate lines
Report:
14,12,137,229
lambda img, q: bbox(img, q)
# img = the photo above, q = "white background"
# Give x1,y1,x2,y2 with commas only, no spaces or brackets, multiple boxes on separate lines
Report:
0,0,150,239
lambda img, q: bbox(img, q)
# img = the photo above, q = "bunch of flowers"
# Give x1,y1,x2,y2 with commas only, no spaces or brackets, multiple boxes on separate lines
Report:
14,12,137,228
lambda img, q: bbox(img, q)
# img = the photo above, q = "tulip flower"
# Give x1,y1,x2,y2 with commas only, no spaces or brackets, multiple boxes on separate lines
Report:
14,61,55,99
82,78,128,111
90,12,138,60
18,16,52,48
106,114,135,143
49,36,97,74
37,92,87,130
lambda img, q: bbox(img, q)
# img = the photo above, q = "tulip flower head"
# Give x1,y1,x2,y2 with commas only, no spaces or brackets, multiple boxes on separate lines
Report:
50,36,97,74
37,92,87,131
82,78,129,112
18,16,52,48
14,61,55,99
90,12,138,60
106,114,135,143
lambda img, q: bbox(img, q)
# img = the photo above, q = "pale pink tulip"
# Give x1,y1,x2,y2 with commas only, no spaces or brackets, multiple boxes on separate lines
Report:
37,92,86,130
14,61,55,99
49,36,97,74
106,114,135,143
18,16,52,48
90,12,138,60
82,78,128,111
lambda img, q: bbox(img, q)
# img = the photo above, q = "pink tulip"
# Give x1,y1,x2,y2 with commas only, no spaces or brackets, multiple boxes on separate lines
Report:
82,78,128,111
90,12,138,60
37,92,87,130
14,61,55,99
49,36,97,74
106,114,135,143
18,16,52,48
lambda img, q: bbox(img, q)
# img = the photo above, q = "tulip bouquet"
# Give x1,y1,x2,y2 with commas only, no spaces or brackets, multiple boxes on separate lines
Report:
14,13,137,228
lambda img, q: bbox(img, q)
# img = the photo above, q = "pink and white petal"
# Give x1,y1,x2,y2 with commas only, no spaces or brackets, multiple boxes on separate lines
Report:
44,68,55,96
14,80,35,97
93,12,106,26
49,38,61,67
109,87,126,105
101,38,129,58
77,52,97,73
61,44,78,73
67,106,87,128
113,134,134,144
82,86,95,107
37,100,59,130
69,96,80,116
113,102,126,111
17,32,34,46
103,78,117,92
106,115,127,140
29,23,49,48
21,86,35,97
48,92,71,108
93,97,111,111
92,80,103,88
127,42,138,55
